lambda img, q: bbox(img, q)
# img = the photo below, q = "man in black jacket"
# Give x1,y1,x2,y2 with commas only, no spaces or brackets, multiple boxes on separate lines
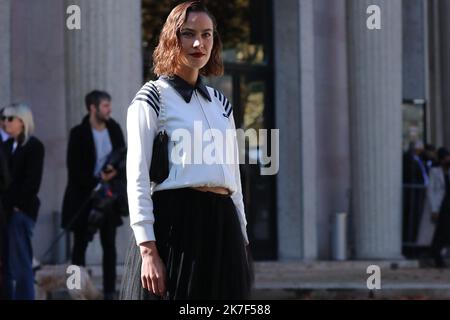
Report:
61,90,126,300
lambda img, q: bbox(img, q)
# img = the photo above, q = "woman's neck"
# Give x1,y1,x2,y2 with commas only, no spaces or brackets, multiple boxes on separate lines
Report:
174,65,199,86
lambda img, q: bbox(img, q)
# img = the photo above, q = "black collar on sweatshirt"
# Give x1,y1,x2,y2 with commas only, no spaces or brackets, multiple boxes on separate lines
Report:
160,74,212,103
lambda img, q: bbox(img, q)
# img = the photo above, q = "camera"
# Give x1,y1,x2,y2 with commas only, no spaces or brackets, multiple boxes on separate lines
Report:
101,147,126,174
86,182,117,242
85,147,127,242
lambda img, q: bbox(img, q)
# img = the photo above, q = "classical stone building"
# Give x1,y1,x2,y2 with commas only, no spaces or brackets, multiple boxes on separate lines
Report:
1,0,448,264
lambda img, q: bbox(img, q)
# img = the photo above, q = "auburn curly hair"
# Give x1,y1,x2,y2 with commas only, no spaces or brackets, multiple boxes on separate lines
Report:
152,1,224,77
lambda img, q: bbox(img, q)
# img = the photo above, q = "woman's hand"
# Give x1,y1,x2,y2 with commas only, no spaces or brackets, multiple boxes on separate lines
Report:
140,241,167,298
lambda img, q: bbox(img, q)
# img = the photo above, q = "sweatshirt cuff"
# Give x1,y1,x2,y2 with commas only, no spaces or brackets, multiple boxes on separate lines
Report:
131,222,156,245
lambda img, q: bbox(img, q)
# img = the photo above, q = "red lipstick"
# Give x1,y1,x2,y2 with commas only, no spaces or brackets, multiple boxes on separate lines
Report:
190,53,205,58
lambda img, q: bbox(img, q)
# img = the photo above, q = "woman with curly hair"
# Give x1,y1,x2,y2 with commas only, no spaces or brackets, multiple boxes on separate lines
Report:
121,1,253,300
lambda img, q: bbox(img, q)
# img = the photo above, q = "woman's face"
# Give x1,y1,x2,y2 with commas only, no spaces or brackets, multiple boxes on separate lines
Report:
4,115,24,139
178,12,214,72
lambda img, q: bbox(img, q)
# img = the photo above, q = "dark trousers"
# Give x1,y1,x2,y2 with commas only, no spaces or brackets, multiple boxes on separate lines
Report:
402,188,426,243
71,222,117,295
5,211,35,300
0,222,8,299
431,210,450,263
0,211,8,300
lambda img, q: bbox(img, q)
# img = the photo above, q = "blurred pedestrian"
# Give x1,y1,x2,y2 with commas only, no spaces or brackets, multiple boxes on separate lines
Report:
417,146,446,247
430,147,450,268
2,103,45,299
403,140,428,245
0,142,11,299
61,90,127,300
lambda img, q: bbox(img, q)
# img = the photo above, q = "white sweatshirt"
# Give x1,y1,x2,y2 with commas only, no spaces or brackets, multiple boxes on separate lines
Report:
126,75,248,246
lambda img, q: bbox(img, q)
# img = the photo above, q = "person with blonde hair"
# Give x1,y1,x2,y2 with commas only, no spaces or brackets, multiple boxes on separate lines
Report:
1,103,45,300
121,1,252,300
0,116,11,299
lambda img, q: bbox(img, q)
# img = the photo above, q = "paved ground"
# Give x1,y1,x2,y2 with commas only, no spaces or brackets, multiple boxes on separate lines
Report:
78,260,450,300
250,260,450,299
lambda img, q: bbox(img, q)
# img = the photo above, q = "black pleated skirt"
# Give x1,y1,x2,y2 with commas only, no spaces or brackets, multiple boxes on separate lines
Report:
120,188,253,300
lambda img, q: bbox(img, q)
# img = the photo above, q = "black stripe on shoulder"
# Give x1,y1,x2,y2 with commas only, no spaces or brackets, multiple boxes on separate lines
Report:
141,83,160,103
213,89,224,104
136,91,160,111
213,89,235,118
131,81,161,116
224,99,231,112
134,97,160,117
146,83,160,102
224,105,233,118
217,90,231,108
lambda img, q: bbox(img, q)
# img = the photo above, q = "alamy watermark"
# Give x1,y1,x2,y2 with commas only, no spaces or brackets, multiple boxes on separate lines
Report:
366,265,381,290
66,4,381,31
367,5,381,30
66,265,81,290
170,121,279,175
66,5,81,30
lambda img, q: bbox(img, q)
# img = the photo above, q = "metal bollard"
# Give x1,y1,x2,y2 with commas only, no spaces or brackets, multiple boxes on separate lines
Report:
332,212,348,261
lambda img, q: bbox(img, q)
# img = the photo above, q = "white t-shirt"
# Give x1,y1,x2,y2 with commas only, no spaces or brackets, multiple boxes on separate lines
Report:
92,128,112,177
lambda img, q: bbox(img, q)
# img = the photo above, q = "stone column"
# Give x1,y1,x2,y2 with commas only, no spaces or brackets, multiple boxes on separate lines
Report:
439,0,450,147
65,0,142,130
274,0,318,260
9,0,67,263
347,0,403,259
64,0,142,264
427,0,442,146
0,0,10,105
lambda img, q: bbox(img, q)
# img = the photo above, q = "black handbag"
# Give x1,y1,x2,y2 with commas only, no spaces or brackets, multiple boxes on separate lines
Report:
150,130,169,183
149,81,170,184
